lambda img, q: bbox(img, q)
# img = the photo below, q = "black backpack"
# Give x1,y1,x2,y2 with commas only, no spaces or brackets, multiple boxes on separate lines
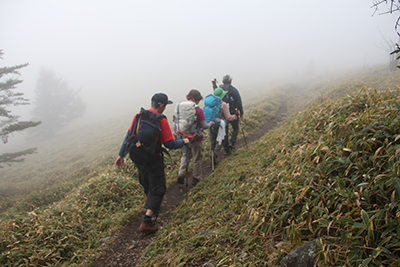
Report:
221,84,235,114
124,108,166,166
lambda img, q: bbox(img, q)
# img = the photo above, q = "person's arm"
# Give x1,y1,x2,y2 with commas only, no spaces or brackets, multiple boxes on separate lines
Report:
159,117,189,148
233,88,244,116
196,107,213,129
115,114,138,168
115,131,129,168
199,120,213,129
164,139,185,149
118,130,129,157
221,102,237,121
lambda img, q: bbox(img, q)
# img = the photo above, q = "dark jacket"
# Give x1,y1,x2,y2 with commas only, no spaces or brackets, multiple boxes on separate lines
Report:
221,84,243,116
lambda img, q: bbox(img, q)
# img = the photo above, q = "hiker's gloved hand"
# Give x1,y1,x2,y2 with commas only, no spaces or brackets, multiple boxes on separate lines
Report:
235,111,241,119
115,156,124,168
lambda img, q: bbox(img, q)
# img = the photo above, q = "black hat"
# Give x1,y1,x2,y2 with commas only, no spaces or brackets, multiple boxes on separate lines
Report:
151,93,173,105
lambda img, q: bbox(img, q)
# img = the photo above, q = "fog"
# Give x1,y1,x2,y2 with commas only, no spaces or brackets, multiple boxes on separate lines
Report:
0,0,398,149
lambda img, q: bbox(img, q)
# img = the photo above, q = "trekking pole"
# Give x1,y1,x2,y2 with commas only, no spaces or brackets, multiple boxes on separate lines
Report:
185,144,189,200
209,127,216,177
211,142,215,177
211,150,214,177
239,116,247,148
211,78,220,90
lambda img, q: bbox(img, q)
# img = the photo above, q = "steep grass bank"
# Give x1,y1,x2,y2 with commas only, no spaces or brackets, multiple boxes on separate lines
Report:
1,65,398,266
0,86,285,216
0,115,129,214
0,85,286,266
142,82,400,265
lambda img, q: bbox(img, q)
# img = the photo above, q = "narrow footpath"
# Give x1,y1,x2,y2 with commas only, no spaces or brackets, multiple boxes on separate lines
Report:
90,100,288,267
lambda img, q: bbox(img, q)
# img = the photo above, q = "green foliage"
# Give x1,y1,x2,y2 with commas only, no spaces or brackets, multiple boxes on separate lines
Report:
0,82,281,266
0,170,145,266
1,65,400,266
0,114,130,214
142,80,400,265
0,148,37,168
0,49,41,168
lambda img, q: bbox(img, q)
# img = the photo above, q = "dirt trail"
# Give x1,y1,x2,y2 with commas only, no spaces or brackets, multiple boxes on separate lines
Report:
90,100,287,267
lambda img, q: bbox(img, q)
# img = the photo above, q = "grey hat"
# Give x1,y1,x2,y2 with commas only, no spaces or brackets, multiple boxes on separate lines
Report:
222,74,232,84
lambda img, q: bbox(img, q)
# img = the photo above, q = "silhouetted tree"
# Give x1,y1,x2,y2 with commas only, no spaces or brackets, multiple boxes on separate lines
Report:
377,28,399,71
372,0,400,69
0,50,41,168
29,68,87,140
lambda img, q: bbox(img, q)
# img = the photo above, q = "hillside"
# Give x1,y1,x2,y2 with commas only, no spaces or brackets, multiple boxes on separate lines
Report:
0,65,399,266
0,77,286,266
141,67,400,266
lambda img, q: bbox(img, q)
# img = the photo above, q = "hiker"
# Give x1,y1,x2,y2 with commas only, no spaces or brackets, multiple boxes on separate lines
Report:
206,87,237,165
220,74,244,155
175,89,214,187
114,93,189,234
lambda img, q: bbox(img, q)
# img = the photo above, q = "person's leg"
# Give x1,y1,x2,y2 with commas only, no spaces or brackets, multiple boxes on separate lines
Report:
224,121,231,155
210,128,219,164
139,158,165,233
229,119,240,148
177,144,192,183
210,129,217,151
143,156,166,214
191,141,203,186
214,125,226,162
138,166,149,196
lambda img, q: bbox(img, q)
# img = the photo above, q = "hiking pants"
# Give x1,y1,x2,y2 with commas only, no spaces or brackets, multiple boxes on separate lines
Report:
224,118,239,151
138,155,166,213
178,140,204,180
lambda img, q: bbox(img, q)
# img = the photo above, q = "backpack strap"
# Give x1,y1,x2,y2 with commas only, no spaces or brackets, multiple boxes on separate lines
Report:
176,130,197,139
141,108,172,158
175,102,197,140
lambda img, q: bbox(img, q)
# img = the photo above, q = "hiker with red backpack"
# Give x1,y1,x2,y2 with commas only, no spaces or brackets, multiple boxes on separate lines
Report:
204,87,237,165
115,93,189,234
174,89,214,187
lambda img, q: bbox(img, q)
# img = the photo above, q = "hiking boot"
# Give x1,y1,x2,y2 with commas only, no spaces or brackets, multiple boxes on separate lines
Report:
229,143,235,151
224,148,231,156
177,174,185,184
139,219,158,234
192,178,200,187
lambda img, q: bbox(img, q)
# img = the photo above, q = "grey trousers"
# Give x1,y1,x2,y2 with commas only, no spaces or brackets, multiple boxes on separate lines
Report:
178,140,204,180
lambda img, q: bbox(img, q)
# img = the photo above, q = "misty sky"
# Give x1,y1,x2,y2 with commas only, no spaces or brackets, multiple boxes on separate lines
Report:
1,0,398,126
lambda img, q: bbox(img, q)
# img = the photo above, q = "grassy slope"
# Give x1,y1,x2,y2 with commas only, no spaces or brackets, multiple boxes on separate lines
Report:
0,81,287,266
0,112,131,213
142,66,400,266
1,65,399,266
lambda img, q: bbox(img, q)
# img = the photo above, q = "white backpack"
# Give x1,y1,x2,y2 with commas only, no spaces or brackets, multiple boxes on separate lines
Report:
173,101,197,138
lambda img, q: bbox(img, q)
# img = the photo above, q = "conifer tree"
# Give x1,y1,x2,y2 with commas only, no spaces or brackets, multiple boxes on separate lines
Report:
0,50,41,167
29,68,86,140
